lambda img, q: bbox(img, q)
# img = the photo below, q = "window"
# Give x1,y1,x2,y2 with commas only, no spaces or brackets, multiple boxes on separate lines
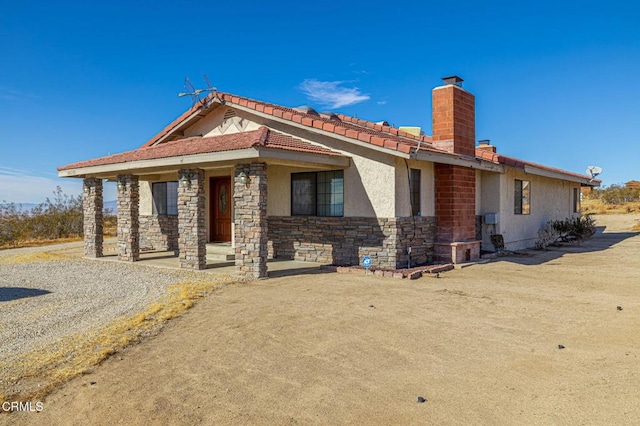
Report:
291,170,343,216
152,182,178,215
409,168,421,216
573,187,580,213
514,179,530,215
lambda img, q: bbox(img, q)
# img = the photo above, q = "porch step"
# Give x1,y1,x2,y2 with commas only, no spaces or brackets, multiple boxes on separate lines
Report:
206,243,235,261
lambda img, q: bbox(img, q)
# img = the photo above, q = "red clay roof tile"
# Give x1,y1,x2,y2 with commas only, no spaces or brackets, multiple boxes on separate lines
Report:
141,92,446,156
132,91,591,183
475,148,596,181
59,127,341,171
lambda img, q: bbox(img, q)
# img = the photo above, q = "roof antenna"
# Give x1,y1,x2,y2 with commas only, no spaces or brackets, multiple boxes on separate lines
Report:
178,74,218,108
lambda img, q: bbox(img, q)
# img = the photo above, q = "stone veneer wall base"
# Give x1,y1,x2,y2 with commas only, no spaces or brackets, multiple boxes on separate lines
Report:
139,215,179,251
268,216,436,270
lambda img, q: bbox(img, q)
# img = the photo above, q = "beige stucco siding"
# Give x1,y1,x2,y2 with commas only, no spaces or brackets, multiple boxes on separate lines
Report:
346,153,396,217
478,168,582,251
267,165,294,216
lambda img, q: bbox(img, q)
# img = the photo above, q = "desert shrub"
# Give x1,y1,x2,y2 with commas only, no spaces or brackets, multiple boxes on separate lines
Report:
0,187,86,247
534,223,560,250
0,203,30,246
586,184,640,205
535,215,596,249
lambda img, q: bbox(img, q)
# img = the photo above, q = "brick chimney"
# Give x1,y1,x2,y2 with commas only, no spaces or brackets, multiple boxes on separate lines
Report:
431,76,476,157
432,76,481,264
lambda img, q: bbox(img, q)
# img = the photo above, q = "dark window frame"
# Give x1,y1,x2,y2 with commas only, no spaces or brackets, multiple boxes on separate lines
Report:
291,170,344,217
572,187,580,213
152,181,178,216
409,168,421,216
514,179,531,215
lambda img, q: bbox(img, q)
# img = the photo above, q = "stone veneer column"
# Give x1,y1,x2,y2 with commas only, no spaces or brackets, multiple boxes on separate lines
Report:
177,169,206,270
234,163,268,279
116,174,140,262
82,178,103,258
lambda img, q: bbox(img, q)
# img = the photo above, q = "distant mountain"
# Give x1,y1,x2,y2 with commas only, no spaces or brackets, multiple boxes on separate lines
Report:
104,200,118,213
10,203,39,212
1,200,118,213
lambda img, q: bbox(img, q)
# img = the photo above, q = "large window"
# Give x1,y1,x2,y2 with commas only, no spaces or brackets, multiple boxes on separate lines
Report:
152,182,178,215
514,179,530,215
409,168,421,216
292,170,343,216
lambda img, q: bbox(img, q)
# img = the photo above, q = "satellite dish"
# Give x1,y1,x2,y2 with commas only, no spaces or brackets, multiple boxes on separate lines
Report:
585,166,603,181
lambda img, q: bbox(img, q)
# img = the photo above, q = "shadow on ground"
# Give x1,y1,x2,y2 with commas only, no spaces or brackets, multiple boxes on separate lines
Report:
0,287,51,302
491,229,640,266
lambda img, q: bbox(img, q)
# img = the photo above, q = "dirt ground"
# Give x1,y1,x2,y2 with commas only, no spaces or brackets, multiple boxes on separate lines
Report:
4,214,640,425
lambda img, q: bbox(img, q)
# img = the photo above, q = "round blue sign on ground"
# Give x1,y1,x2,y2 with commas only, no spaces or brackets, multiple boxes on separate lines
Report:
362,256,372,269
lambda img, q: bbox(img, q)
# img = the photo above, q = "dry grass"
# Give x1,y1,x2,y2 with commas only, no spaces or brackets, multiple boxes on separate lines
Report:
0,237,83,251
581,199,640,215
0,276,235,403
632,221,640,232
0,252,71,264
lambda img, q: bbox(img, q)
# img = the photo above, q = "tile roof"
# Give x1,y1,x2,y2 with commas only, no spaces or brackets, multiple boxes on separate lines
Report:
141,92,442,156
476,149,598,182
58,127,341,171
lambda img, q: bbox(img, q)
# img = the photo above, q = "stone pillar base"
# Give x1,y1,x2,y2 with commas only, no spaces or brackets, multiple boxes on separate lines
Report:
434,241,481,264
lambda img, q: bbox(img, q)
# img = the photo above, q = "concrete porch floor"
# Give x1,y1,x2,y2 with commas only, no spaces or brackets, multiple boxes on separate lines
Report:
51,239,326,278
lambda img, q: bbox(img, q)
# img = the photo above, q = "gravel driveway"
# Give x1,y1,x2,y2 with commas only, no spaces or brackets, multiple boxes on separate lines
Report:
0,243,201,365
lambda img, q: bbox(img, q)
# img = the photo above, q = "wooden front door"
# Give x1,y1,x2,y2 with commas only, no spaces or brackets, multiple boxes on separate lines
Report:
210,177,232,242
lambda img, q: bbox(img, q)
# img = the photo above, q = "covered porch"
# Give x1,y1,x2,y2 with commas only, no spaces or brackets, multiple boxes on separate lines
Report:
58,128,349,279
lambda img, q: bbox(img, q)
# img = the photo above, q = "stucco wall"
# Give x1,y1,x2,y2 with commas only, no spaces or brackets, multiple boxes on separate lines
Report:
478,168,582,251
345,150,397,217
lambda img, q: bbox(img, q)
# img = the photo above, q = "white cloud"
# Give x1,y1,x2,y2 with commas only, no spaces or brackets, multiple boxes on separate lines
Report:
298,79,370,109
0,87,38,102
377,100,388,105
0,167,116,204
0,173,82,204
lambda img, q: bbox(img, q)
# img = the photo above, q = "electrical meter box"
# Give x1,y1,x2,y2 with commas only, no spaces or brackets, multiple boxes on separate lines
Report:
484,213,499,225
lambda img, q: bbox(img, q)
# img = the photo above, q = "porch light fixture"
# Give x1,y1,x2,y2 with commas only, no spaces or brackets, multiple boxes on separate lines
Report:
117,176,126,192
238,171,250,186
179,173,192,188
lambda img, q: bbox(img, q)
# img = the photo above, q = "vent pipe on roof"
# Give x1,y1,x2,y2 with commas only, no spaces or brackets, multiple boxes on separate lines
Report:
477,139,497,153
319,111,341,121
442,75,463,87
293,105,319,116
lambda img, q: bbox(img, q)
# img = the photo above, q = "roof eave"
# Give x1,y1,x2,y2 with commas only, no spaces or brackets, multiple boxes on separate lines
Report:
58,148,349,178
522,164,597,186
414,150,505,172
228,102,416,159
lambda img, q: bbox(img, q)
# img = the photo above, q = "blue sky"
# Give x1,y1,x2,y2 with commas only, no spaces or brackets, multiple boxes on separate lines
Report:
1,0,638,203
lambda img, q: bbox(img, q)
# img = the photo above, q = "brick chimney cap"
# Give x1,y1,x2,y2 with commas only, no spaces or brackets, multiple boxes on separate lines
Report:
442,75,464,86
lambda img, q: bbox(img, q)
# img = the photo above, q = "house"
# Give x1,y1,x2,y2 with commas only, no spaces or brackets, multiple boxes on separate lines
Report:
626,180,640,190
58,76,600,278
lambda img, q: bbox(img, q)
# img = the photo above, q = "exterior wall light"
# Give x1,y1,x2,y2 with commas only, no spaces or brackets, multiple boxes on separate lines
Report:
117,176,126,192
180,173,192,188
238,171,250,186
